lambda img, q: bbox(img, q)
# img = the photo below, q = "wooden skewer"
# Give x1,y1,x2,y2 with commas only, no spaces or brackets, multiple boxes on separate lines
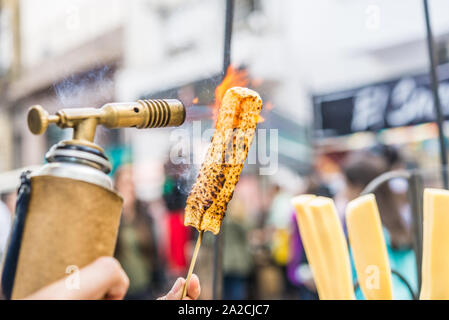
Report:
181,230,204,299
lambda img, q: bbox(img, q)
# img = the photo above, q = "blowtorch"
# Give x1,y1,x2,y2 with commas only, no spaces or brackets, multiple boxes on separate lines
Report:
1,99,185,299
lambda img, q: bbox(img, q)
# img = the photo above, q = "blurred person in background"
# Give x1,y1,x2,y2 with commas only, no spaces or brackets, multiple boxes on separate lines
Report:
371,145,415,229
339,151,417,299
162,160,190,279
232,176,274,300
114,164,162,299
287,173,333,300
265,183,294,298
222,197,253,300
260,169,305,299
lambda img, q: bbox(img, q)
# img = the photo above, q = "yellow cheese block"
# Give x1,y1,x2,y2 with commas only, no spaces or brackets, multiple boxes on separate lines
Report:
420,188,449,299
292,194,330,299
419,188,432,299
346,194,393,300
308,197,355,300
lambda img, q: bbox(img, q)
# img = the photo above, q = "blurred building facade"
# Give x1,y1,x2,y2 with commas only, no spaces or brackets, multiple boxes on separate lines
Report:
2,0,449,193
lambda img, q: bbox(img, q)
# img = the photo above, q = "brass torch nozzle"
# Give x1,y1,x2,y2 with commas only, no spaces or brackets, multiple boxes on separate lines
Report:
28,99,186,143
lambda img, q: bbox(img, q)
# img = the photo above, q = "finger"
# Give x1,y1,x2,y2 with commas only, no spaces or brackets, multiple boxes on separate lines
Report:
24,257,129,300
185,274,201,300
161,277,184,300
98,258,130,300
75,256,129,300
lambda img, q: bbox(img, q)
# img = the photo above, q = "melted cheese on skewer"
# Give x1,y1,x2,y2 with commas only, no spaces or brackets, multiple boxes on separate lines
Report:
184,87,263,235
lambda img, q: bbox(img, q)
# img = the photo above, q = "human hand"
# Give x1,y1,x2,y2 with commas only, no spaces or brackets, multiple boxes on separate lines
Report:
157,274,201,300
24,257,129,300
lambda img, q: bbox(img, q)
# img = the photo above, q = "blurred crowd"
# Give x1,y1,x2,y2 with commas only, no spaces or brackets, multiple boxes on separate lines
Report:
0,145,424,300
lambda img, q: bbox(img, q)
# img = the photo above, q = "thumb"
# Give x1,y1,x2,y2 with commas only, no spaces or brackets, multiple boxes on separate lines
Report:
158,278,185,300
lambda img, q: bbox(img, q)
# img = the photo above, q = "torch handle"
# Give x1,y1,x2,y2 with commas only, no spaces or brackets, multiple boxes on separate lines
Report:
181,230,204,299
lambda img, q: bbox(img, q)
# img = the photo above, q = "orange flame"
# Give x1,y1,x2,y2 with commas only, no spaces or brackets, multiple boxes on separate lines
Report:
192,97,199,104
211,65,249,120
211,65,274,124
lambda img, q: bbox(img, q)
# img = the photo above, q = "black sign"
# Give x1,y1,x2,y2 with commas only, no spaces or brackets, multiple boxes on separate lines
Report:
313,63,449,137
